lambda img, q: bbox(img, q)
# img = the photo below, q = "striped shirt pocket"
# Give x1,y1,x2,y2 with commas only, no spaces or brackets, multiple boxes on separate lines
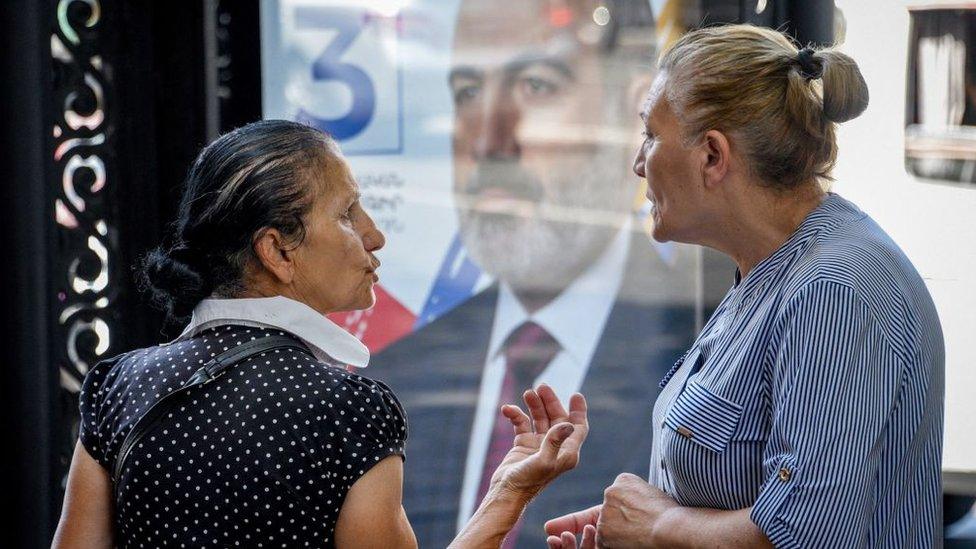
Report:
664,380,744,453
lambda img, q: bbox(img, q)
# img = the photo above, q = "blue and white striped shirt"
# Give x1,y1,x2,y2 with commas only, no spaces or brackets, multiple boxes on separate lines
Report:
648,193,944,548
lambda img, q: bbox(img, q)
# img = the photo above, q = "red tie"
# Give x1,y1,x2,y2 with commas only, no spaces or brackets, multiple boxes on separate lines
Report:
476,321,560,548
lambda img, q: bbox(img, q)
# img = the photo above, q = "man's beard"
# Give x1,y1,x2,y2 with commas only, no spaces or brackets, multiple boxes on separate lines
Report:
456,154,630,295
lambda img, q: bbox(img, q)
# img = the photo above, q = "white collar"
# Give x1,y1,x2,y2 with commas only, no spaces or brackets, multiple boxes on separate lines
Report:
172,295,371,368
488,219,632,366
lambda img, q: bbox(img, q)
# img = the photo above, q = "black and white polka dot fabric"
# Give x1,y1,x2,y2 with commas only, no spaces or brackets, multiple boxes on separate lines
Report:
79,324,407,548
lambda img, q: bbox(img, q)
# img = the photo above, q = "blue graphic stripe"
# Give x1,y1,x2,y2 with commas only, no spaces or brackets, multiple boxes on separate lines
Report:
415,233,483,329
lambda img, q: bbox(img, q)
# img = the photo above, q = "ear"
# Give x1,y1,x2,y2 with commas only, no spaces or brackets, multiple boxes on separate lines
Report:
700,129,731,189
252,228,296,285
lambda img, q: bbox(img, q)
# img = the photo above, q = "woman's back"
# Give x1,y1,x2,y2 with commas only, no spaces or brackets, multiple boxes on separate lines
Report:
80,324,407,547
56,119,591,549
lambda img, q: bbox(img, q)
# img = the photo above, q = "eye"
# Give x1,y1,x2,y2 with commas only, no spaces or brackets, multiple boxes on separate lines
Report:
452,84,480,107
340,204,355,222
518,76,558,99
525,76,557,95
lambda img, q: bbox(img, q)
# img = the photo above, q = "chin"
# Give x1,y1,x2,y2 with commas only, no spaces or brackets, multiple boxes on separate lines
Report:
651,218,670,243
655,223,698,246
332,294,375,314
360,290,377,310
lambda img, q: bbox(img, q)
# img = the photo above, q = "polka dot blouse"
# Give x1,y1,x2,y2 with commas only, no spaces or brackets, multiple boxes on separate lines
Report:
79,324,408,548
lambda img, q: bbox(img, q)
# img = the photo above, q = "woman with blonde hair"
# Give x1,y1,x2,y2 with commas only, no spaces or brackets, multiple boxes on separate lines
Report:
546,24,943,548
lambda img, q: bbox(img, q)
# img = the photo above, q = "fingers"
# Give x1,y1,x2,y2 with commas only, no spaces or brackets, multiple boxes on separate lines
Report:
544,504,602,536
568,392,588,427
537,384,570,424
503,390,586,440
546,526,594,549
523,389,550,433
545,533,570,549
563,393,589,452
501,404,532,436
612,472,645,488
581,524,597,549
523,386,587,434
539,422,575,462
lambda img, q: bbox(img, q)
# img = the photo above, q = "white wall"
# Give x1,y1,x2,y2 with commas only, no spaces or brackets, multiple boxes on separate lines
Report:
834,0,976,473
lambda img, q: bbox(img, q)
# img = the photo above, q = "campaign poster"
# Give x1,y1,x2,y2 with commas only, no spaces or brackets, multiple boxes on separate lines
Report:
261,1,703,546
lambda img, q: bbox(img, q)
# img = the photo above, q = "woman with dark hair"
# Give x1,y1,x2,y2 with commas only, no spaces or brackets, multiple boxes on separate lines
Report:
52,119,588,548
546,24,944,548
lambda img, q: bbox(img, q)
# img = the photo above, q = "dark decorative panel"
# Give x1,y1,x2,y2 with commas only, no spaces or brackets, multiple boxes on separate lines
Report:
49,0,121,490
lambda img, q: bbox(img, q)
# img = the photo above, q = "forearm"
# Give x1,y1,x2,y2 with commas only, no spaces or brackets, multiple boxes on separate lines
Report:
651,506,772,549
448,487,532,549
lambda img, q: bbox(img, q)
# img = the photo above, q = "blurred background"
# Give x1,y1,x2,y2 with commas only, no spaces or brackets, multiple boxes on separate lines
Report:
1,0,974,547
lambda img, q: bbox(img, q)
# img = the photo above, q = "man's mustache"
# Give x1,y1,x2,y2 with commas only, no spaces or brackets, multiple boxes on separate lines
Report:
458,159,634,230
462,161,545,203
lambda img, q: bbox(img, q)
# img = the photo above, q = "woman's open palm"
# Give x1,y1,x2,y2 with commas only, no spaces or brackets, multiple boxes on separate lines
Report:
486,384,589,499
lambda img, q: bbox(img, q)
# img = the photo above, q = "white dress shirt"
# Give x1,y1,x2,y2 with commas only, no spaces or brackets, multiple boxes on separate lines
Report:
456,222,633,528
170,295,371,368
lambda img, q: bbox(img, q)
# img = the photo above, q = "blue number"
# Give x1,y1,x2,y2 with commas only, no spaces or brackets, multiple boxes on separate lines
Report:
293,7,376,140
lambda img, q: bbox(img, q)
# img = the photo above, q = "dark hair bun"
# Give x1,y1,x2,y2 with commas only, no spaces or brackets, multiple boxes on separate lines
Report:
138,246,211,321
141,120,335,325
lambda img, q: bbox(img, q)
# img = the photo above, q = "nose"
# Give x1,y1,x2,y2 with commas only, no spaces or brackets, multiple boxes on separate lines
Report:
473,87,521,161
633,144,647,178
360,211,385,254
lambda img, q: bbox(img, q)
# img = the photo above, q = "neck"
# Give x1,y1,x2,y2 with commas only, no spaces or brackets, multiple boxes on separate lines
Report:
704,183,826,279
237,279,289,301
237,274,331,315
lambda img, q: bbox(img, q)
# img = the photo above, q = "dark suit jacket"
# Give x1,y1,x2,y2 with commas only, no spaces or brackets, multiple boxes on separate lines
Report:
369,238,697,548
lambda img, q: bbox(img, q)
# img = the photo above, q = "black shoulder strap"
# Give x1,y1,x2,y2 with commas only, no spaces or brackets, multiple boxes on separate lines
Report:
111,334,312,485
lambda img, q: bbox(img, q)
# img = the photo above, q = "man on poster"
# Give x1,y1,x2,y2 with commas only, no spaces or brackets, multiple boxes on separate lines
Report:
369,1,699,546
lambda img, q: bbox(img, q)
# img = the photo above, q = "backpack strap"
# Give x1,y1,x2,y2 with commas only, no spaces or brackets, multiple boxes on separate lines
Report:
111,334,312,486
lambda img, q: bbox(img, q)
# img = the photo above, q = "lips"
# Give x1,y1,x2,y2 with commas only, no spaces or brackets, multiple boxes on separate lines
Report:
645,186,659,208
366,256,380,283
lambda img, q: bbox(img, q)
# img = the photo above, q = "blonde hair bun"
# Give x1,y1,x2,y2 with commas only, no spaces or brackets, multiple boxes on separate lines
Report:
658,24,869,189
817,49,870,123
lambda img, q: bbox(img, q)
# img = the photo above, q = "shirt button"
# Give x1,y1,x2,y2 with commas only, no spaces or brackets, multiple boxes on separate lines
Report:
778,467,792,481
677,426,693,439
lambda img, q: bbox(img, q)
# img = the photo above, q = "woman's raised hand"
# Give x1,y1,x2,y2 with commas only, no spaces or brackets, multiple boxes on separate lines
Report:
485,384,589,501
447,385,589,549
